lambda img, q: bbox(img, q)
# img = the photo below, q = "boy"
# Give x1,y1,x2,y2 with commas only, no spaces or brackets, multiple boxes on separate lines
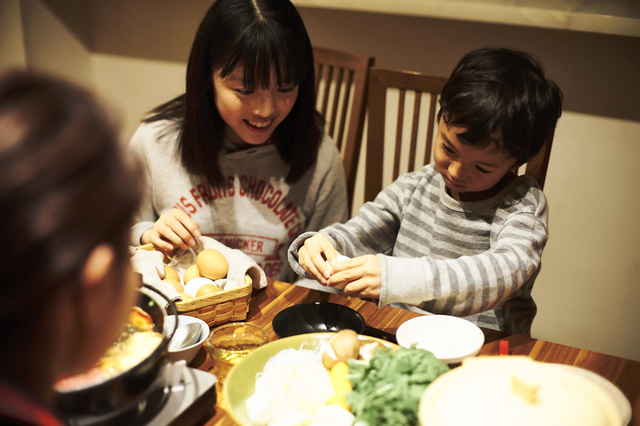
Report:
287,47,563,336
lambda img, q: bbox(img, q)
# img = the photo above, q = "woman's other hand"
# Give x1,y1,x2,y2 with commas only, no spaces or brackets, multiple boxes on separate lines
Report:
141,209,201,253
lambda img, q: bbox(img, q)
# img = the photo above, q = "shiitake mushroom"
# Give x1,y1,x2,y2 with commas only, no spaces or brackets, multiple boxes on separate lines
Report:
322,329,361,369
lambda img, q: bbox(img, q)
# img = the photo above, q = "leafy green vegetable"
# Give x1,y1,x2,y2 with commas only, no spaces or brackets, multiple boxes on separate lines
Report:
346,345,449,425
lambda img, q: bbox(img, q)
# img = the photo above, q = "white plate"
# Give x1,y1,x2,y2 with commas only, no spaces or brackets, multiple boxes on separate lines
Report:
396,315,484,364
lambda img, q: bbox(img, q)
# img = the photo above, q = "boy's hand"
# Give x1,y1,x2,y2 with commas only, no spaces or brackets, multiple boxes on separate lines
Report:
141,209,201,253
298,233,340,284
327,255,382,299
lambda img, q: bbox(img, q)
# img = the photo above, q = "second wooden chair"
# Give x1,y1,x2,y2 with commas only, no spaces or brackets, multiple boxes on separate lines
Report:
313,47,374,209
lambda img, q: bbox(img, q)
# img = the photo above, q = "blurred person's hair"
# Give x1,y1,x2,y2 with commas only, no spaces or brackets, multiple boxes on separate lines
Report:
0,70,142,318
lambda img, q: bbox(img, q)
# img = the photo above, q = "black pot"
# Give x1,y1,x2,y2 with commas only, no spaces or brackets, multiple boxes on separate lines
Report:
54,285,177,417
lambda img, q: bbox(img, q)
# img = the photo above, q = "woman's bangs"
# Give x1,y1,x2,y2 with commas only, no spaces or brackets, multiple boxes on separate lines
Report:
220,31,304,89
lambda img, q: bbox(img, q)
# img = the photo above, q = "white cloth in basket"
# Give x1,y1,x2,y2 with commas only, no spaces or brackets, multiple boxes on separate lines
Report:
130,236,267,306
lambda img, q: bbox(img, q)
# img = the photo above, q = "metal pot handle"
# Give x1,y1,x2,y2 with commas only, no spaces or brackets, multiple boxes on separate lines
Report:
141,283,179,341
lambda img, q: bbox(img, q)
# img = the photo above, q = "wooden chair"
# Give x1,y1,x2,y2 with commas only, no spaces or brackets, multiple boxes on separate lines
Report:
363,67,555,203
313,47,374,209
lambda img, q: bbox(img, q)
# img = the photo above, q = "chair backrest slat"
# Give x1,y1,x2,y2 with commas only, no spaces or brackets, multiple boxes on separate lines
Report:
393,89,406,181
335,70,354,151
408,90,422,176
423,93,438,166
523,130,554,190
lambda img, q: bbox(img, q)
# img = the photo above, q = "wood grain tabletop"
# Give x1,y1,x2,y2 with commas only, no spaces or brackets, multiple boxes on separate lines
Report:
185,280,640,426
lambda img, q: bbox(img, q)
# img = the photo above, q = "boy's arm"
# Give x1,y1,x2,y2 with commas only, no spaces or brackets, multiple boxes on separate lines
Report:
378,208,547,318
288,175,409,277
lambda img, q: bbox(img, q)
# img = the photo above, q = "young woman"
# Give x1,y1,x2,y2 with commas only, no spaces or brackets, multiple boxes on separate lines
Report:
0,71,142,425
129,0,349,282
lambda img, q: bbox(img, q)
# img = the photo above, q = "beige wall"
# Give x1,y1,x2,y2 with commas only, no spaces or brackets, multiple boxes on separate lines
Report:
4,0,640,362
0,0,28,70
91,54,186,144
0,0,93,85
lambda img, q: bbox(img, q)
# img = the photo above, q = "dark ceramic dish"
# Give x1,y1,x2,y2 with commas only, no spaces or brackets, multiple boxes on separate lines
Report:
272,302,397,343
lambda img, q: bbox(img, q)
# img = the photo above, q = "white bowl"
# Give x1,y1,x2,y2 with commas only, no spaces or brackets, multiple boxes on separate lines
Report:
396,315,484,364
164,315,210,365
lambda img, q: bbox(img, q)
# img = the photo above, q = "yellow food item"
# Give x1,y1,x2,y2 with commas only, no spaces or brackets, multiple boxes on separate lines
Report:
127,306,154,330
99,331,163,375
179,292,193,301
329,361,352,410
183,264,201,284
196,249,229,280
163,278,184,292
196,283,222,298
164,265,180,282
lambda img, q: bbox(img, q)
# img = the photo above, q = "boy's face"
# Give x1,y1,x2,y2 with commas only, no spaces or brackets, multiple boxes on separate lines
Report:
434,117,519,200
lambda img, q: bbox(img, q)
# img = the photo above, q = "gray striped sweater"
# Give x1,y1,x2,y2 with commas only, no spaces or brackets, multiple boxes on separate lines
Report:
288,163,548,336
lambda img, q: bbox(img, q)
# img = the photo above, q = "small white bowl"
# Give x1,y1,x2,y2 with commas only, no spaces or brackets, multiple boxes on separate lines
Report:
164,315,210,365
396,315,484,364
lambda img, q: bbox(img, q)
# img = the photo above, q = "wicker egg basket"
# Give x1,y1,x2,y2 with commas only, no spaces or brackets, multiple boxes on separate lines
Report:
138,244,252,327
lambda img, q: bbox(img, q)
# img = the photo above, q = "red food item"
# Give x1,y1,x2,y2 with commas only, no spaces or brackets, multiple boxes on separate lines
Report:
499,340,509,355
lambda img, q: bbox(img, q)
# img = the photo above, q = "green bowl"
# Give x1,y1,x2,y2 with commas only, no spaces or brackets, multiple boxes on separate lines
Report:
224,332,395,426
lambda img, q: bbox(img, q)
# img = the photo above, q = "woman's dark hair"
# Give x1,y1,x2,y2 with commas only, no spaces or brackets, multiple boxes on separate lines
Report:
438,47,563,163
0,71,142,317
146,0,321,188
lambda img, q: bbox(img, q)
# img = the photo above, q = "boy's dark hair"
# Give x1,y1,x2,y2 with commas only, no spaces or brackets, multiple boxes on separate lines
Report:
0,70,142,317
145,0,320,189
438,47,563,163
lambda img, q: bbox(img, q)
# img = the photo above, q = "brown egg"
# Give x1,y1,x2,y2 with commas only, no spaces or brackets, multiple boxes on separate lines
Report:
195,284,222,298
164,265,180,282
162,278,184,292
183,264,201,284
196,249,229,280
178,292,193,301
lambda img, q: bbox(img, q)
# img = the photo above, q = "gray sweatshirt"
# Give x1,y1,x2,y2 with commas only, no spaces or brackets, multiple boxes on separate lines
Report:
129,120,349,282
289,163,548,336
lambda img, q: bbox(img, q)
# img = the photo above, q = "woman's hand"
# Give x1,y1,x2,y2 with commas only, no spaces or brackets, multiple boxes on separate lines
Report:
327,255,381,299
141,209,201,254
298,233,340,284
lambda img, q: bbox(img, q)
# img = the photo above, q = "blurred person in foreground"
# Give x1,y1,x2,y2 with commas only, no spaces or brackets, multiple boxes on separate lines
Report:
0,71,142,425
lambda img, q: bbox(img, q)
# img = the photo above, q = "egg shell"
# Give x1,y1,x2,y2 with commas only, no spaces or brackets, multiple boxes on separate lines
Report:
184,277,216,297
183,264,201,284
162,278,184,292
164,265,180,282
196,284,222,298
196,249,229,280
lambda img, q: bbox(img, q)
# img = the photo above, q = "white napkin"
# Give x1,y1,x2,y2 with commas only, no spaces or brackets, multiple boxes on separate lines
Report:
130,236,267,307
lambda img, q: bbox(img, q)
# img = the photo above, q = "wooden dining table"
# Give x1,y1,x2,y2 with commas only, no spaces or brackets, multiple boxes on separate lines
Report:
186,279,640,426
